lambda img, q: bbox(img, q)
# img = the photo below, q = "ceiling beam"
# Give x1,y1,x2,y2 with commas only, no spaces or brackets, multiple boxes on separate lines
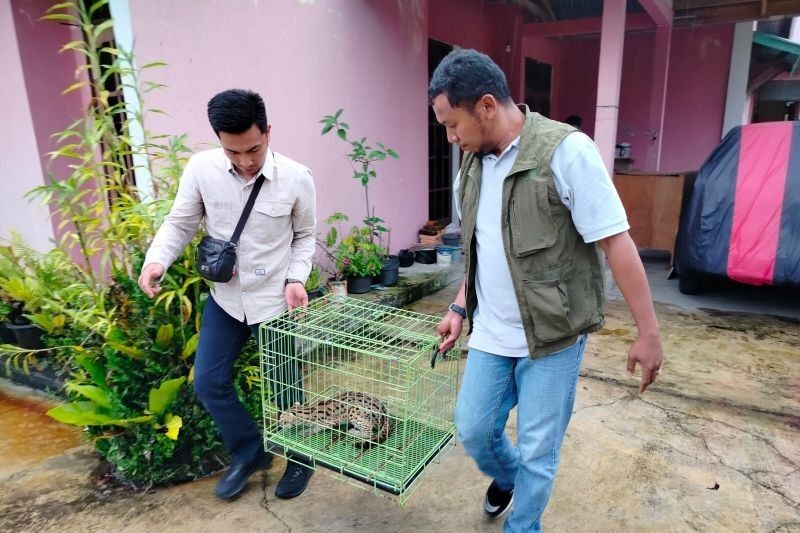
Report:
673,0,800,24
538,0,557,21
522,13,655,38
640,0,674,26
749,58,789,92
506,0,551,22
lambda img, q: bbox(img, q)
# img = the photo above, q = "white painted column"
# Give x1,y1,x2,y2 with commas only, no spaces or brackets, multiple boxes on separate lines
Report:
109,0,154,201
594,0,627,174
722,22,755,137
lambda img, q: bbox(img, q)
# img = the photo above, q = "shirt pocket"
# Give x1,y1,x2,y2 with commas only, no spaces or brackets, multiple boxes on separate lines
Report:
510,180,558,257
522,261,574,343
250,200,293,241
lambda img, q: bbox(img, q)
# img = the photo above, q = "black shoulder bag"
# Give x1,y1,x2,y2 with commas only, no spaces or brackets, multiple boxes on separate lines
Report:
196,175,265,282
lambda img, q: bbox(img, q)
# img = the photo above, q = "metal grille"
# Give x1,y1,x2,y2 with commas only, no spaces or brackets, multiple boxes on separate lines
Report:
259,295,460,504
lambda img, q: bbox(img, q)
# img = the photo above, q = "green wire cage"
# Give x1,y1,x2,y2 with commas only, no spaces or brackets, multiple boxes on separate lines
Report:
259,295,460,504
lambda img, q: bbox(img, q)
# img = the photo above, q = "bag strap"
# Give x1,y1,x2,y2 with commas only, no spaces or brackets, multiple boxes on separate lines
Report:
230,174,266,244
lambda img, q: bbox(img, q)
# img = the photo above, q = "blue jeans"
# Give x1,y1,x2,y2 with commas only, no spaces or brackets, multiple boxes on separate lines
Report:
455,336,586,532
194,296,303,465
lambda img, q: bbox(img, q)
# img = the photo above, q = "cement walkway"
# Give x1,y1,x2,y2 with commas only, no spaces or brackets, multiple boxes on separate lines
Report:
1,264,798,532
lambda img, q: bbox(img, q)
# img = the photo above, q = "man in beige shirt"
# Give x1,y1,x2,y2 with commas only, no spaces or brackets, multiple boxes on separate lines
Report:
138,89,316,501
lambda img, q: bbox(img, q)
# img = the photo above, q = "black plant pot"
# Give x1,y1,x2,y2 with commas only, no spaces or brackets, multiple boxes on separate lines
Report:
7,323,45,350
306,288,324,301
380,256,400,287
347,276,372,294
0,323,16,345
415,248,436,264
398,249,415,268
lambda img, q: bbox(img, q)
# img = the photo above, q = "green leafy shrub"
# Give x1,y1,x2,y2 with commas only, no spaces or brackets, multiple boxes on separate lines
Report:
0,0,263,486
335,227,386,279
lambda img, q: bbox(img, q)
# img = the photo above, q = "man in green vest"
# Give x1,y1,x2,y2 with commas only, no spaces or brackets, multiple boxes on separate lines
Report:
431,49,663,532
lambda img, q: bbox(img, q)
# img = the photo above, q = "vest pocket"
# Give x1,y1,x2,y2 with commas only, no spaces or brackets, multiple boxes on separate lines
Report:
510,181,557,257
522,262,573,344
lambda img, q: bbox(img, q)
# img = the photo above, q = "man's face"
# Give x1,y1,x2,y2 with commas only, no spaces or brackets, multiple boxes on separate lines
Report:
432,94,491,154
219,124,270,179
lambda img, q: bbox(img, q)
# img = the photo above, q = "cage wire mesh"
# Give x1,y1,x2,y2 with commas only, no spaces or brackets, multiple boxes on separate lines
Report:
259,294,460,504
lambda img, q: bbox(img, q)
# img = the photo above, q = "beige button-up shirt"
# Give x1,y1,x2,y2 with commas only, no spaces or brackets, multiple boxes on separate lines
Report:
144,148,316,324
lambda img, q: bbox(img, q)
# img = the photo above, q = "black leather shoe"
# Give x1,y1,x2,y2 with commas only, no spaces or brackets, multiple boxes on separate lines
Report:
214,452,271,500
274,460,313,499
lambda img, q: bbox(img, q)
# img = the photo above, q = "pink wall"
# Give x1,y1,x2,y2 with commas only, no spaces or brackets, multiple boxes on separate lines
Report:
127,0,429,254
618,32,656,166
0,0,57,251
547,23,734,172
660,24,734,172
10,0,89,250
549,37,600,136
429,0,524,100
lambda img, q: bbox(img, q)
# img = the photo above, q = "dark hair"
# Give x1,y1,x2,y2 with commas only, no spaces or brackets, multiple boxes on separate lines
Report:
564,115,583,128
428,49,512,108
207,89,268,135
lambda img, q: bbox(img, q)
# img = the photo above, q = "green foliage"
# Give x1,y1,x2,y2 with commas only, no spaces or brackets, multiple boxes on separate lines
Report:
315,212,349,282
304,264,326,293
335,227,386,279
320,110,398,249
0,301,11,324
0,0,264,486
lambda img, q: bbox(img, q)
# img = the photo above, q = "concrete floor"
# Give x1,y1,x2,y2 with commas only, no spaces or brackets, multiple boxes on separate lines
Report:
1,259,798,532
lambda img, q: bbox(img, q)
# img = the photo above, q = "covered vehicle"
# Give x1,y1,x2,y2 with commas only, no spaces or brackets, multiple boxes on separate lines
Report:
675,121,800,294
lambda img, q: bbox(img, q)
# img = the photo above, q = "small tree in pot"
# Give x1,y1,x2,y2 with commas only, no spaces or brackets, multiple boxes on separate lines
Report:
320,109,398,245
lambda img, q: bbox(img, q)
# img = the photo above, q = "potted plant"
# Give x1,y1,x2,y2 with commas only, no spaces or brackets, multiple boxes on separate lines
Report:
0,246,45,349
320,110,398,247
0,298,14,345
304,264,326,301
0,246,19,345
375,226,399,287
335,227,385,294
317,213,349,297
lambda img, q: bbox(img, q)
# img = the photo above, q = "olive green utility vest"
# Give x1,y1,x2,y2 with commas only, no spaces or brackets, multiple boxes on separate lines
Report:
460,107,606,358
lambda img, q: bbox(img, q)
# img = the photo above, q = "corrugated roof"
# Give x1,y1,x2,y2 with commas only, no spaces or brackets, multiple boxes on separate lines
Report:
548,0,644,21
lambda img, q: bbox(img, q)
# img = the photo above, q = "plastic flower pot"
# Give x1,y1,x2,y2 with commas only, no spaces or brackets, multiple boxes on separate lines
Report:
347,276,373,294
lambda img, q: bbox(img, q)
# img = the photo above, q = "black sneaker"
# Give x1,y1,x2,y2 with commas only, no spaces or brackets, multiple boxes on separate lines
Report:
482,480,514,518
214,452,271,500
275,459,313,499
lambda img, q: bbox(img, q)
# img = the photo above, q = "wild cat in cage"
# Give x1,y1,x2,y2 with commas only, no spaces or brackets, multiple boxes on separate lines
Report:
278,391,392,448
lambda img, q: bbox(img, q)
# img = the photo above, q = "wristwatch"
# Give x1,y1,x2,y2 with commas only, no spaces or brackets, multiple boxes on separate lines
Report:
448,303,467,319
285,278,303,287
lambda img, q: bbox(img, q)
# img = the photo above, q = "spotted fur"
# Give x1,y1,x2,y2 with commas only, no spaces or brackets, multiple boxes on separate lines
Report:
279,391,391,447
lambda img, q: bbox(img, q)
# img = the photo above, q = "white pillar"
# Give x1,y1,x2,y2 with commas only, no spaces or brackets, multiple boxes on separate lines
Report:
109,0,154,201
722,22,755,137
594,0,627,174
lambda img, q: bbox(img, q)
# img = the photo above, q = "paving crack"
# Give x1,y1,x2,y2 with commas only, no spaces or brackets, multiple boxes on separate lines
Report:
573,393,631,414
580,370,799,422
637,397,800,472
767,521,800,533
260,470,291,532
637,397,800,510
